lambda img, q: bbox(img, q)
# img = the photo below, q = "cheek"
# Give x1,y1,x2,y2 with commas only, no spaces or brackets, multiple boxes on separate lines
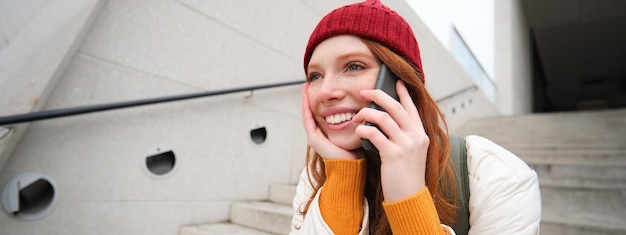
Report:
307,87,318,110
354,73,378,91
353,80,377,103
306,86,326,124
363,77,378,90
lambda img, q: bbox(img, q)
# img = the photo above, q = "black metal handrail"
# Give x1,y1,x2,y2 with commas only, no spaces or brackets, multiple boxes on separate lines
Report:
0,80,304,126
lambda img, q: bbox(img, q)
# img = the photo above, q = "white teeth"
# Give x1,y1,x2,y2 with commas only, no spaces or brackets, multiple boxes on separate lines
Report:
325,113,355,124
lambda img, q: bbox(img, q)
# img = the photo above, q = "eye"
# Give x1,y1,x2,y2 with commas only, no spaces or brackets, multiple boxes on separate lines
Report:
307,72,323,82
346,62,365,72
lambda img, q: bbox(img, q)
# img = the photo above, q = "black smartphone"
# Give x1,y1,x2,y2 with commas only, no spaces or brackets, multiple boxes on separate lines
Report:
361,63,399,154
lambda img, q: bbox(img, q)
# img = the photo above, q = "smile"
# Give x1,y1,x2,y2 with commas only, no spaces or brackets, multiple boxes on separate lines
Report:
325,112,355,124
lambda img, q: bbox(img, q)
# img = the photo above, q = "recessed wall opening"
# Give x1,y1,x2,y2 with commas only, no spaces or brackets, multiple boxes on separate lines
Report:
146,150,176,176
250,126,267,145
18,179,54,215
2,173,58,221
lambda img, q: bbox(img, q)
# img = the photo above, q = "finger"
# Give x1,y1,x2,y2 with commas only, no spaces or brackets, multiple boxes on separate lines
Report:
394,81,429,153
358,87,410,131
353,107,401,141
396,80,421,127
355,122,394,153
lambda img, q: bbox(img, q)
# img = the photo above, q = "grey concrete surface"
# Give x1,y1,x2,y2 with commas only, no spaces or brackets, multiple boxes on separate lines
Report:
0,0,502,234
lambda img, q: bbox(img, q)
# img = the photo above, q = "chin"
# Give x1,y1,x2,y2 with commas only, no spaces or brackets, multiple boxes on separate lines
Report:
329,136,363,151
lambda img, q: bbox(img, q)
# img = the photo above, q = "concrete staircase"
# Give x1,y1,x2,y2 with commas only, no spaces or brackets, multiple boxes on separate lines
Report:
453,108,626,235
181,108,626,235
179,185,296,235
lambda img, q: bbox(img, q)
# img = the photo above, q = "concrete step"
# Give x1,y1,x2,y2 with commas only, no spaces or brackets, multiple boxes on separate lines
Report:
540,186,626,234
179,184,296,235
453,109,626,141
515,151,626,166
455,126,626,139
519,154,626,167
540,222,626,235
496,142,626,150
180,202,292,235
269,184,296,206
476,140,625,149
453,110,626,234
179,223,276,235
230,201,292,235
531,164,626,189
454,108,626,130
509,147,626,156
454,134,626,147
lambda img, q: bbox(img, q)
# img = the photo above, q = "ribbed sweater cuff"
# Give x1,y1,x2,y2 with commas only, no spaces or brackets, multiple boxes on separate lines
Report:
382,187,444,234
320,158,367,212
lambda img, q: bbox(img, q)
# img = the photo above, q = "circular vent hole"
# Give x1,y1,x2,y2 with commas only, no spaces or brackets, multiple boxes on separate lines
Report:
146,150,176,176
18,179,54,215
2,173,58,221
250,126,267,145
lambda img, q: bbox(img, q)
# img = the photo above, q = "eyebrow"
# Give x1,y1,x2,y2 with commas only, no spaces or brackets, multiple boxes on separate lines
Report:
307,51,377,72
336,51,376,62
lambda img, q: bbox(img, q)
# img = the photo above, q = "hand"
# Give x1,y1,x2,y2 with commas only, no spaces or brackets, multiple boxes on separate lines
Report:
353,80,429,202
301,83,358,160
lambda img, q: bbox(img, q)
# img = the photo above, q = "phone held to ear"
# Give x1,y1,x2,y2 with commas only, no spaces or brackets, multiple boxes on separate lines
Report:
361,63,399,154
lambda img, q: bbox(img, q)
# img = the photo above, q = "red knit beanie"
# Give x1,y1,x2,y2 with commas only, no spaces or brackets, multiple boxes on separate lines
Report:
304,0,423,80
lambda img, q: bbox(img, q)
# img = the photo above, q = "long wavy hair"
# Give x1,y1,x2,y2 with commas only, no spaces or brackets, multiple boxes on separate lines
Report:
300,38,457,234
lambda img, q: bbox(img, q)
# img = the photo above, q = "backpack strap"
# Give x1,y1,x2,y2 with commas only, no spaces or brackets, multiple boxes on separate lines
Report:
449,135,470,235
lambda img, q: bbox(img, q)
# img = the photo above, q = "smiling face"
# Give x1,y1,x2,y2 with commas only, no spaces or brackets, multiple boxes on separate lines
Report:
306,35,380,150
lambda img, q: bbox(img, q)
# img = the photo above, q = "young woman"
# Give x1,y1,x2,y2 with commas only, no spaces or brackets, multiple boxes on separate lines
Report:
291,1,542,234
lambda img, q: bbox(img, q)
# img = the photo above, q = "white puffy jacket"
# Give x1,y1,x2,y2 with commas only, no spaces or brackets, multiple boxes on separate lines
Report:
290,135,542,234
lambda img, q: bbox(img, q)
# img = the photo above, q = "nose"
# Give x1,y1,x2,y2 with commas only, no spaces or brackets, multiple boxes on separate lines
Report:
317,74,346,103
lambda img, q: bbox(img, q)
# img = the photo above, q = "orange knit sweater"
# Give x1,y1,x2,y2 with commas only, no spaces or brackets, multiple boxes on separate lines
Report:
320,159,445,235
